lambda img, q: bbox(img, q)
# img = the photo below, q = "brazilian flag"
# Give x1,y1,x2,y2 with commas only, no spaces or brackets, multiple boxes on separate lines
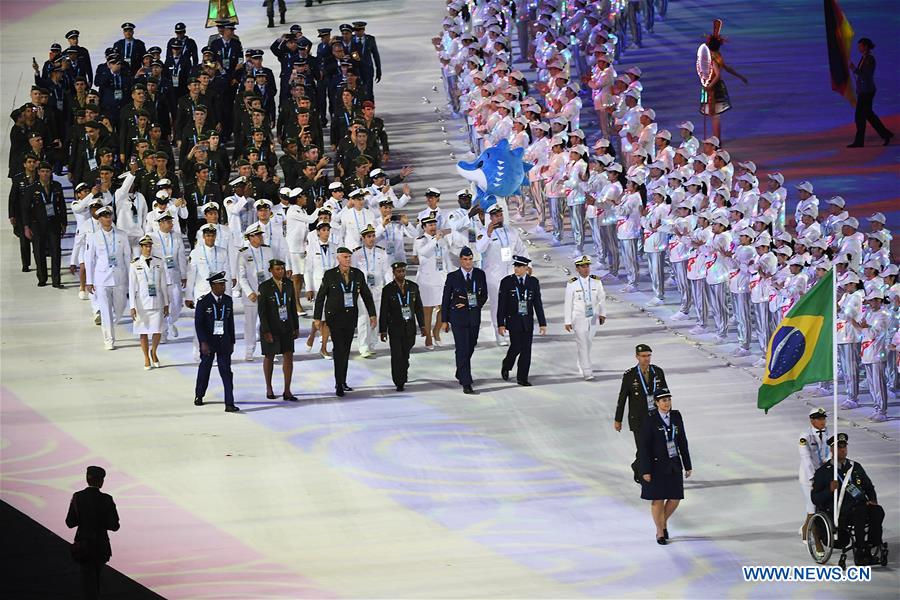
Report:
758,269,834,413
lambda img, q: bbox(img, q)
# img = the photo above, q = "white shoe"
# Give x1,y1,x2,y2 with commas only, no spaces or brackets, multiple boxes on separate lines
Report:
104,341,115,351
584,374,595,381
713,334,727,344
170,323,179,338
245,355,254,362
754,357,767,367
78,290,89,300
425,344,435,350
144,365,152,371
306,341,314,352
688,325,708,335
732,348,751,357
645,298,664,307
868,411,887,423
152,361,161,368
434,339,443,347
361,350,376,358
620,284,636,293
840,398,859,409
193,351,200,363
670,311,689,321
497,337,510,347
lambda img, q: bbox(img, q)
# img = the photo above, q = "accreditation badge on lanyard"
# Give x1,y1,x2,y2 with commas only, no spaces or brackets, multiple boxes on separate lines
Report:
581,279,594,318
277,291,289,321
144,265,157,297
399,290,412,321
341,280,355,308
516,287,528,315
497,228,512,262
466,276,478,308
665,421,678,458
213,304,225,335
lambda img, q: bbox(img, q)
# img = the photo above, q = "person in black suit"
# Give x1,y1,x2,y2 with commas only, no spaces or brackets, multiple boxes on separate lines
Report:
313,247,377,396
8,152,38,272
811,433,884,565
497,256,546,385
113,23,147,72
65,465,120,600
258,259,300,401
350,22,382,94
441,246,488,394
194,272,239,412
23,161,67,288
167,22,199,69
615,343,668,482
639,388,692,545
380,262,426,391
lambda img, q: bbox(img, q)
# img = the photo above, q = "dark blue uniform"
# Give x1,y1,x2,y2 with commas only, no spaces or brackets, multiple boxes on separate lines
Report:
639,409,691,500
811,458,884,557
441,267,488,388
113,37,147,71
194,292,236,408
350,33,381,94
497,273,546,383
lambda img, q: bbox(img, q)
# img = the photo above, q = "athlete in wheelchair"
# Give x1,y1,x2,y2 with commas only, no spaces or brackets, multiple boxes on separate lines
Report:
808,432,888,568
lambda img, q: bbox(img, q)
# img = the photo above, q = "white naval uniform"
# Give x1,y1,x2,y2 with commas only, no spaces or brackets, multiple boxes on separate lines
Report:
84,226,131,346
249,219,289,267
564,274,607,378
375,219,417,262
185,242,233,302
128,255,169,335
413,233,451,306
446,208,483,267
304,238,337,294
145,203,188,235
352,245,392,354
237,243,275,359
336,206,377,250
149,229,187,335
115,173,148,254
475,225,528,341
799,425,831,513
285,205,319,275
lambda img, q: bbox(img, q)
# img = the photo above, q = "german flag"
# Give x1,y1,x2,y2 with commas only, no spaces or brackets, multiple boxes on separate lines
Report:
824,0,856,106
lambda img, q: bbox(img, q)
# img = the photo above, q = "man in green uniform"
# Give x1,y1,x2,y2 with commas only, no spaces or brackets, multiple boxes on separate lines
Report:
379,261,425,391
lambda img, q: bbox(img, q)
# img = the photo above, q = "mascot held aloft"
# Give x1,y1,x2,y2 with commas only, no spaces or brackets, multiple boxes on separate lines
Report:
456,140,533,215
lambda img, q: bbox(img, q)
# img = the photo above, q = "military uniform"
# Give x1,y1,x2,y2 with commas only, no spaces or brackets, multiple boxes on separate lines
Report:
8,169,36,271
258,276,300,356
237,236,275,360
615,357,668,481
564,261,607,379
84,217,131,349
380,273,426,390
474,210,529,344
193,272,238,411
148,223,187,338
497,262,546,385
799,419,831,514
313,263,377,393
352,240,391,356
24,176,67,286
441,258,488,393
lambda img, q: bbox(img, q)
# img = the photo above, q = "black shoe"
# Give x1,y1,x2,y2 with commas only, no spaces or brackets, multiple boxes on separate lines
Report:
283,394,299,401
279,13,286,24
846,142,864,148
664,528,669,540
21,266,29,272
305,0,312,6
342,384,354,392
225,404,241,413
657,536,667,545
517,380,532,386
267,18,275,28
37,281,48,287
194,397,204,406
463,385,475,394
396,384,405,392
266,392,277,400
52,283,64,289
884,132,894,146
336,386,345,397
501,366,509,381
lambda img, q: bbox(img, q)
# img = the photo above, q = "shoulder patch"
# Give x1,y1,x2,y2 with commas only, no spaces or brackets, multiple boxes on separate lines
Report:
590,274,601,280
353,246,362,252
131,257,140,263
238,247,248,252
375,245,384,250
799,437,807,446
477,234,484,240
569,277,577,282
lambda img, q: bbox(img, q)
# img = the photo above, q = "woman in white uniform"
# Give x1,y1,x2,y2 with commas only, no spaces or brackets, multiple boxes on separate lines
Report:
413,216,451,349
129,235,170,369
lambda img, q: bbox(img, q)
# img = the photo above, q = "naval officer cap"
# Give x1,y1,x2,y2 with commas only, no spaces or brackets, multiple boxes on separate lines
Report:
138,234,154,246
95,206,113,217
459,246,474,257
370,168,386,178
512,255,531,266
828,432,848,446
255,199,273,209
315,221,331,230
317,28,332,36
456,189,472,198
121,22,136,30
155,213,174,222
74,182,89,193
201,224,218,235
244,224,263,238
635,343,652,354
207,271,227,284
653,387,672,401
425,187,441,197
328,181,344,191
86,465,106,479
202,202,219,213
809,407,827,419
420,215,438,225
378,198,394,206
574,255,592,266
66,30,80,40
360,224,376,236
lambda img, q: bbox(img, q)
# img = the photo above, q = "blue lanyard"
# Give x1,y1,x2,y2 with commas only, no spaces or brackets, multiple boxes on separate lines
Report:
320,244,330,270
102,228,116,259
252,245,263,269
275,289,287,306
202,244,218,271
340,280,354,294
397,289,410,306
661,416,675,441
40,188,53,207
141,258,154,286
637,366,655,398
386,223,395,242
496,226,509,247
353,209,363,233
363,246,373,272
578,277,592,305
514,285,528,303
212,303,224,321
159,231,173,257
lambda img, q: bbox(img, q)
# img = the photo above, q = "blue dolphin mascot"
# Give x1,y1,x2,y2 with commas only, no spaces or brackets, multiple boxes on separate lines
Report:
456,140,533,211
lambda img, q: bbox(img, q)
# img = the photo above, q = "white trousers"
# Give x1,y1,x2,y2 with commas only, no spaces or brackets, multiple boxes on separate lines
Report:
357,290,381,354
732,292,752,349
95,284,127,344
620,238,639,286
166,282,183,330
572,316,596,376
864,362,887,413
672,261,691,314
243,298,259,358
487,276,503,340
647,251,665,300
689,278,707,328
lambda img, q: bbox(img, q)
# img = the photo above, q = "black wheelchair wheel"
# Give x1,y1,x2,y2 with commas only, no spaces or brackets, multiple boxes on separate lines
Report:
807,512,834,564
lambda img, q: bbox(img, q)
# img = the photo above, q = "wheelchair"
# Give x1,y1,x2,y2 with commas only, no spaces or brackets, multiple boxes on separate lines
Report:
807,510,889,568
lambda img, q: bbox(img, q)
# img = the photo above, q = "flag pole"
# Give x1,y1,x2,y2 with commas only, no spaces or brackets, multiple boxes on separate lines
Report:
832,268,838,519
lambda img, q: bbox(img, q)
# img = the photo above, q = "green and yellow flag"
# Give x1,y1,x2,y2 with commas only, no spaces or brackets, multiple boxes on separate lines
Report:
757,269,834,413
206,0,238,28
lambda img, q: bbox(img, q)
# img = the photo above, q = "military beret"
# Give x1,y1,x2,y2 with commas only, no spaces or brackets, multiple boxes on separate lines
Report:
336,246,352,254
635,344,652,354
269,258,286,268
391,261,407,269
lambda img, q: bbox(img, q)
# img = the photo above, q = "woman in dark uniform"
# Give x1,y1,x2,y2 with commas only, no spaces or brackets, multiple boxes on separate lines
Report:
639,388,692,545
258,259,300,401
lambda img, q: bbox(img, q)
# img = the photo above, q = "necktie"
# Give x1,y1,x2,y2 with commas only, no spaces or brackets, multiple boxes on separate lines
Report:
466,273,471,286
125,41,131,59
519,277,524,287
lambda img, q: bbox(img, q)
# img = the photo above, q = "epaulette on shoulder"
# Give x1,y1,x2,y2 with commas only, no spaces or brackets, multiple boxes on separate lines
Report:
477,234,484,240
569,276,577,283
131,257,141,263
238,247,248,252
375,245,384,250
590,274,601,280
353,246,362,251
416,235,425,240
